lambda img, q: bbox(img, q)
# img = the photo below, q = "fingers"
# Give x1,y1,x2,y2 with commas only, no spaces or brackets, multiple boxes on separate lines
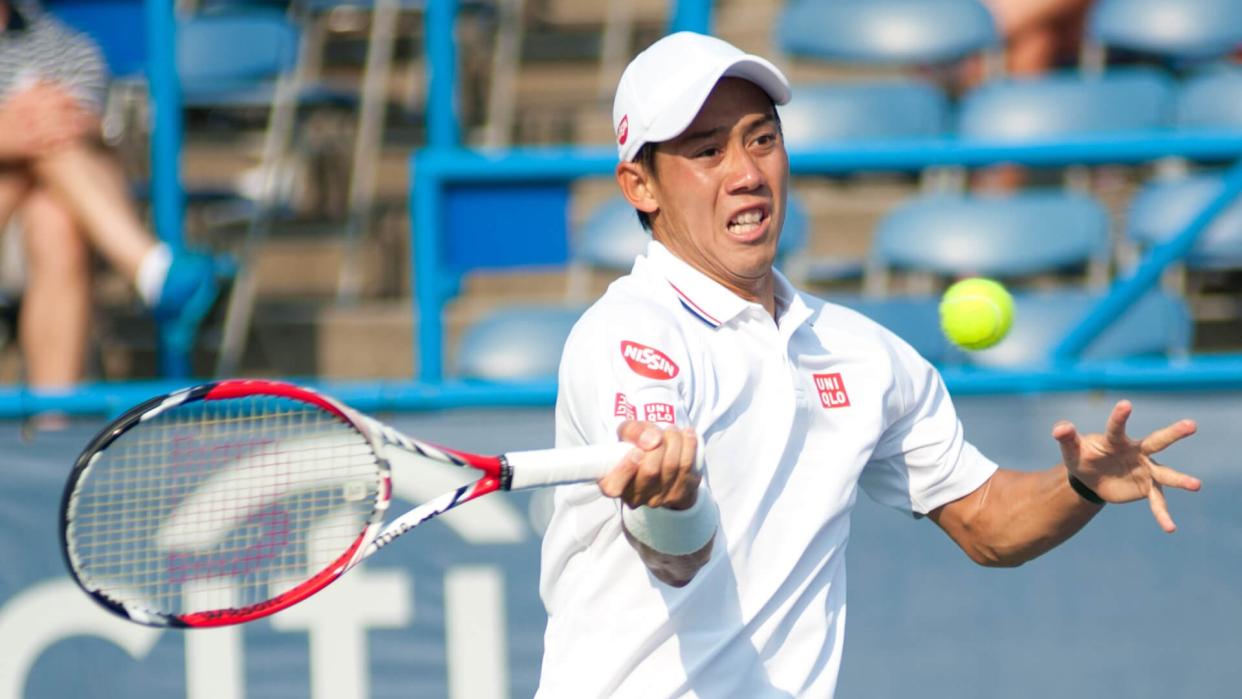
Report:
601,421,662,498
1140,419,1197,455
1105,400,1132,444
623,428,683,507
1147,483,1177,533
1051,420,1081,470
597,444,641,499
603,422,700,509
1150,463,1202,492
678,428,699,475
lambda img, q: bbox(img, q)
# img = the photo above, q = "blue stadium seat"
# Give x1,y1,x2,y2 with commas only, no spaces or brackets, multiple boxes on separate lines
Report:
772,1,996,286
870,191,1111,280
1127,175,1242,269
1176,65,1242,131
1122,67,1242,274
775,0,998,65
957,67,1174,141
1088,0,1242,62
778,81,949,150
966,289,1193,367
832,289,1191,367
456,305,587,381
179,10,350,110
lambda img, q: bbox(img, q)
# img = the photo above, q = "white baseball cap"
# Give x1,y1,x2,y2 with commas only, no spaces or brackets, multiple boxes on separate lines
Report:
613,32,792,162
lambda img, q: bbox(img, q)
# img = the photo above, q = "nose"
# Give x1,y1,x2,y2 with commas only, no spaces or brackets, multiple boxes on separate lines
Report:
724,142,765,193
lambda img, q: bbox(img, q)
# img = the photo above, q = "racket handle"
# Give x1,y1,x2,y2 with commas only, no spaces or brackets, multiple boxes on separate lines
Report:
504,441,634,491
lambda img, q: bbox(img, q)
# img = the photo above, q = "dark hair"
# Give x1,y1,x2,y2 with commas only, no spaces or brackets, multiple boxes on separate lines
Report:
631,105,782,233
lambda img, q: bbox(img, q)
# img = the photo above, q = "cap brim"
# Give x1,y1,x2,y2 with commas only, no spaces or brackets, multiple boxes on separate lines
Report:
640,55,792,153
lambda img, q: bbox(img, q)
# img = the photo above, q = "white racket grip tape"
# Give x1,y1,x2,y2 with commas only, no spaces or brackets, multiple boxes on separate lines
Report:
504,441,634,491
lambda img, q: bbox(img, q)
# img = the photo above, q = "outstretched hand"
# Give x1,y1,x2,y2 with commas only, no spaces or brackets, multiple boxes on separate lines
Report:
1053,400,1201,533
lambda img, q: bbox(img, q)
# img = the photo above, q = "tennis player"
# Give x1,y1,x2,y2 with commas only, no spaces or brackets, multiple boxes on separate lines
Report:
539,32,1201,698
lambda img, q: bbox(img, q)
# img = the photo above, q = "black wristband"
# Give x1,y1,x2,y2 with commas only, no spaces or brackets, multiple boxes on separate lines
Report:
1068,473,1105,505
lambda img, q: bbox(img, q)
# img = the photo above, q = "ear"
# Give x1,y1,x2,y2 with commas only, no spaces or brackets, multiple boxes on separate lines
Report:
616,160,659,216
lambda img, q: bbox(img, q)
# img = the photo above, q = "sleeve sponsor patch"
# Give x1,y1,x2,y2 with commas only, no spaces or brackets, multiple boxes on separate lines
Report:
614,392,636,420
642,402,675,425
620,340,679,380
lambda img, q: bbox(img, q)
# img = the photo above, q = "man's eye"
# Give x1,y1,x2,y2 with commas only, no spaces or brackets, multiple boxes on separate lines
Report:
696,147,721,158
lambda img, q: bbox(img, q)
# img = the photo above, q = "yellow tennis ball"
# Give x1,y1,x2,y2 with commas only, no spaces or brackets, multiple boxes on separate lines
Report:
939,278,1014,351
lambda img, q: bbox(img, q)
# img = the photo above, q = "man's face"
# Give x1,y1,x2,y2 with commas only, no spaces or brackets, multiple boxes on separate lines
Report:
643,78,788,299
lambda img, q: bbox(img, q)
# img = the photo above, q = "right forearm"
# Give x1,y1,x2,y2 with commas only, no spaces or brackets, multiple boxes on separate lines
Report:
619,487,719,587
623,526,713,587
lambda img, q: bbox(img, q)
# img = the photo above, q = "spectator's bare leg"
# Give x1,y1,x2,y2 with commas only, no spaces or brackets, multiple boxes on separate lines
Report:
19,186,91,389
29,142,157,281
0,165,32,226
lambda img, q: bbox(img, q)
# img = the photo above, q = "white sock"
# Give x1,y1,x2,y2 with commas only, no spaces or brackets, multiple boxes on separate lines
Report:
135,243,172,306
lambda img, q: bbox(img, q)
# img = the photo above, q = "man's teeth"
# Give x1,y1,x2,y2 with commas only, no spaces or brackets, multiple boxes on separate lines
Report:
728,210,764,233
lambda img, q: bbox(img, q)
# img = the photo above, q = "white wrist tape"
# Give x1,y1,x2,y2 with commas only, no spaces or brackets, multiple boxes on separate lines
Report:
621,487,719,556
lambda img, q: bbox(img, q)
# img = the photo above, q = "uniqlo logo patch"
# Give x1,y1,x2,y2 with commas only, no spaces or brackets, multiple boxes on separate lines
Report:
813,373,851,409
614,392,636,420
643,402,675,425
617,115,629,145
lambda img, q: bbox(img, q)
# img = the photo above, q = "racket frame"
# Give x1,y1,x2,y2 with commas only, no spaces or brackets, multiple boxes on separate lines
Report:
60,380,506,628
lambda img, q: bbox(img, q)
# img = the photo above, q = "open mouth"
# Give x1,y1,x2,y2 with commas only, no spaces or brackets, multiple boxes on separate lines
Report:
726,207,769,238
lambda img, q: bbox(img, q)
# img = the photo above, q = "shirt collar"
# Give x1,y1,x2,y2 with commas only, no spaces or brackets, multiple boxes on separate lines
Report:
638,240,812,333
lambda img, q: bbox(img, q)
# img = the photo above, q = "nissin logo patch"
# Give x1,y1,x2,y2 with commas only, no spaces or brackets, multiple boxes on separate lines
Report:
620,341,679,380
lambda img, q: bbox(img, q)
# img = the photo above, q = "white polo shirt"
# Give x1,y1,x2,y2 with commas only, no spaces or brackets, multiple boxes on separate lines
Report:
539,241,997,698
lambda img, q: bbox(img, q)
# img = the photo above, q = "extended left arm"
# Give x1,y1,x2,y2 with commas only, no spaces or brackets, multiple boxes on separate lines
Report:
929,400,1201,568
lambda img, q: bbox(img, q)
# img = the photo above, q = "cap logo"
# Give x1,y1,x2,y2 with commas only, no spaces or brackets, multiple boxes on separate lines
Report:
617,115,629,146
621,341,679,380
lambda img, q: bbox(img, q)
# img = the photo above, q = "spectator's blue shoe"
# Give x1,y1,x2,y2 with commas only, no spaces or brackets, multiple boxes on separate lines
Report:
153,252,234,377
152,252,230,326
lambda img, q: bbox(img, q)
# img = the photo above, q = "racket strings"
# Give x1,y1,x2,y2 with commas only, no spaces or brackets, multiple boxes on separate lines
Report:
66,396,384,617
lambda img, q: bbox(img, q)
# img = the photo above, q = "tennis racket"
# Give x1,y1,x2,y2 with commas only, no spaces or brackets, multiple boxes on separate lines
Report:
60,379,630,628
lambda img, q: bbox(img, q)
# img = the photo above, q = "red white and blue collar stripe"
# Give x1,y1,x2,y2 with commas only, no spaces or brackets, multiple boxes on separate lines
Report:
668,281,722,328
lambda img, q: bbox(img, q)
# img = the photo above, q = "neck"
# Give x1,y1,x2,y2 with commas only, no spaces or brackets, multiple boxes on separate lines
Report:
656,236,778,319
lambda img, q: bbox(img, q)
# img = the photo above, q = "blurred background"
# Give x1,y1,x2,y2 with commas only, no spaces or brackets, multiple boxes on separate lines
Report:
0,0,1240,697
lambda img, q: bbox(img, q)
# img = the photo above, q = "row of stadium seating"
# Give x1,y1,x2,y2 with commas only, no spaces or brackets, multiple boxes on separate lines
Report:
32,0,1242,388
454,180,1224,381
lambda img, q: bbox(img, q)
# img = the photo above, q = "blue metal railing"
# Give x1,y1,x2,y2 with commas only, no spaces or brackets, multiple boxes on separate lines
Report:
20,0,1242,417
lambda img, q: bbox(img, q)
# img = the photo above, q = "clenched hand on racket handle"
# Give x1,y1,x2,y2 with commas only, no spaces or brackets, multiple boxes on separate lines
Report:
598,421,714,587
600,421,701,511
1054,399,1202,532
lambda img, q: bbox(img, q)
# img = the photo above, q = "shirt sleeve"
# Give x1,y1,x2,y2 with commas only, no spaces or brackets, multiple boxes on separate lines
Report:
859,333,997,516
556,300,692,451
48,25,110,114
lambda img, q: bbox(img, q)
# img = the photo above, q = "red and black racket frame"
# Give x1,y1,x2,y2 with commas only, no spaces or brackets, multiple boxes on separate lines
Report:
59,379,516,628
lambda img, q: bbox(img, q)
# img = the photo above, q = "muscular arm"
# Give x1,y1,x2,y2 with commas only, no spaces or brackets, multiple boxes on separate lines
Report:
930,400,1200,568
928,466,1099,568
